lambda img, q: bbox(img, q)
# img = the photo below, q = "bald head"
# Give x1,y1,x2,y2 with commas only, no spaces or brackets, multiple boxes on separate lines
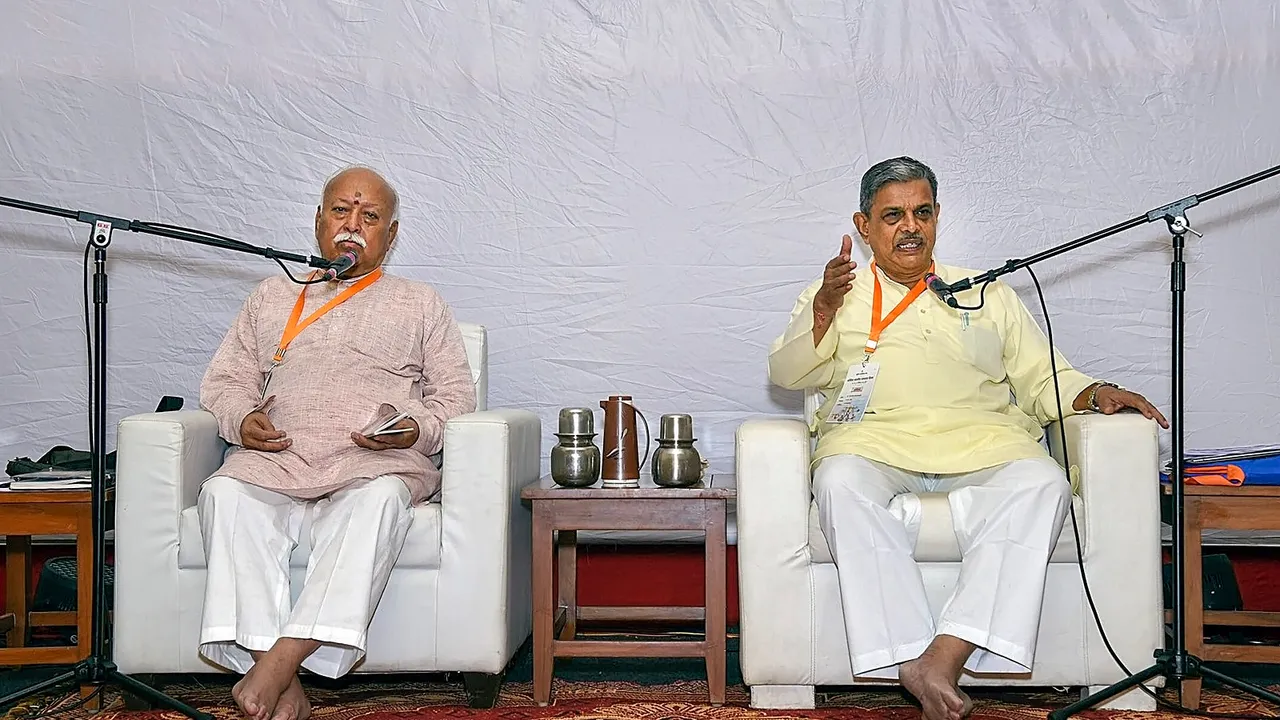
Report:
322,165,399,221
314,165,401,278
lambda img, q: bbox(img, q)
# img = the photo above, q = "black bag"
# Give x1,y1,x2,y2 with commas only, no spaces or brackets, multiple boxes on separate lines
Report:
6,446,116,477
4,397,183,479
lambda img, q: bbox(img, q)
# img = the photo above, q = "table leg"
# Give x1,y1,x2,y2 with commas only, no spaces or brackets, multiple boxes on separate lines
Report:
532,504,555,706
5,535,31,649
704,500,727,706
1181,497,1204,710
76,503,94,662
558,530,577,641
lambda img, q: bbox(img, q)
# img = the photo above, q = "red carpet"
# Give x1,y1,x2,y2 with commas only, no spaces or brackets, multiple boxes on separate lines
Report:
10,678,1280,720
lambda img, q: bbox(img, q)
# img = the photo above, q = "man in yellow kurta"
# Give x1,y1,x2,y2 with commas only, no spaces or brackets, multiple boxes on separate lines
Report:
768,157,1166,720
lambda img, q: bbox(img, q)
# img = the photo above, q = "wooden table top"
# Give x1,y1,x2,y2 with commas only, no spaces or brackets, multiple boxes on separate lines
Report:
0,489,92,504
522,473,736,500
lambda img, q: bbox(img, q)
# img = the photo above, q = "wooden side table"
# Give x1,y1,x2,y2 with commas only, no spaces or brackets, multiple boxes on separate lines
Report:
0,488,108,667
521,474,734,707
1169,484,1280,708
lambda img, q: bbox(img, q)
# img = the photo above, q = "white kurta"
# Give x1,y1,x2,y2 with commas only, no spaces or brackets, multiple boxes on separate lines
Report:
196,475,413,677
812,453,1072,676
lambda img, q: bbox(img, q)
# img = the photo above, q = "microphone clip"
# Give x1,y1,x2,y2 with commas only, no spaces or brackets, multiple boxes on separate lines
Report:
924,273,960,309
320,250,359,281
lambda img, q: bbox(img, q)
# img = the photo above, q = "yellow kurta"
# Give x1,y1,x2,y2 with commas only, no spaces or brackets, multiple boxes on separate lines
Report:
768,262,1097,474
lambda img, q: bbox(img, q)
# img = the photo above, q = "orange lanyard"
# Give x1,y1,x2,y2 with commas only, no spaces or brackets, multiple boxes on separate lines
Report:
865,261,933,357
273,269,383,363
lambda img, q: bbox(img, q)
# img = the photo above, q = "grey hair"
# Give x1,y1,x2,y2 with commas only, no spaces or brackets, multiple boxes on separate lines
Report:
321,164,400,222
859,156,938,216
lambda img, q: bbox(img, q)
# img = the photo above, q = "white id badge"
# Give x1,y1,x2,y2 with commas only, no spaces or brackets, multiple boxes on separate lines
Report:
826,362,880,424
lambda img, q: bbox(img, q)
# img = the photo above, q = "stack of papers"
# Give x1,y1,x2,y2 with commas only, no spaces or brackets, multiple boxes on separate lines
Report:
360,404,413,438
1163,444,1280,474
4,469,96,491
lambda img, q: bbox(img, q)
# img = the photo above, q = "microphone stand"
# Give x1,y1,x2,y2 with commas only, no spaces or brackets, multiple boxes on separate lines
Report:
933,163,1280,717
0,195,336,720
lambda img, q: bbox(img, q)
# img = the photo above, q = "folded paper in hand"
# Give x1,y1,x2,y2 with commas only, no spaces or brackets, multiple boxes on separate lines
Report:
360,404,413,437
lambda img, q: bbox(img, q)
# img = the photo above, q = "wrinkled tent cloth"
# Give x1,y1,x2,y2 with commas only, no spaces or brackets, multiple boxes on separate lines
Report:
1,2,1278,478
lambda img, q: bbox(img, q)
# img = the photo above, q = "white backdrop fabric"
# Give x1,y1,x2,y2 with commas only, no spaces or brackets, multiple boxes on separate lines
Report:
2,0,1278,476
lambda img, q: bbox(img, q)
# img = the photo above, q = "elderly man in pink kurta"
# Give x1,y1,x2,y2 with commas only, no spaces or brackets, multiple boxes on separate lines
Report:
197,166,476,720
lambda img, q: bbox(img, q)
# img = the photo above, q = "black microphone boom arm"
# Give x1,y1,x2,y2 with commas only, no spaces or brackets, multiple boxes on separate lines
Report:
0,195,338,270
0,192,341,720
943,163,1280,294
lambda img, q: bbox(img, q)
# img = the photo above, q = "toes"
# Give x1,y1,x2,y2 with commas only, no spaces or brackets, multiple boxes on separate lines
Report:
238,697,262,718
926,702,952,720
269,700,293,720
273,699,300,720
944,688,974,720
270,680,309,720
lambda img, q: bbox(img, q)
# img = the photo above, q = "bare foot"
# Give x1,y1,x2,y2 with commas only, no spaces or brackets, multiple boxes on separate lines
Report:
269,677,311,720
900,656,972,720
231,655,300,720
232,675,266,720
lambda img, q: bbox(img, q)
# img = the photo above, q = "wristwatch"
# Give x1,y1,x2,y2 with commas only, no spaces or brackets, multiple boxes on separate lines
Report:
1086,382,1121,413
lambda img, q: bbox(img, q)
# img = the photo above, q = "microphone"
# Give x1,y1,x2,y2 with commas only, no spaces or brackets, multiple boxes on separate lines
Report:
320,251,358,280
924,272,959,308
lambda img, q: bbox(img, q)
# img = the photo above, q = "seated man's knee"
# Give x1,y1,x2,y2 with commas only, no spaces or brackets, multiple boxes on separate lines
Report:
1018,458,1073,508
346,476,412,509
813,455,880,502
198,475,248,508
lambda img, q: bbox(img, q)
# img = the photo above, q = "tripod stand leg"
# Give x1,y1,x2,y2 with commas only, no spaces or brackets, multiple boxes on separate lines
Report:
0,669,79,710
1199,664,1280,706
1046,663,1163,720
105,670,213,720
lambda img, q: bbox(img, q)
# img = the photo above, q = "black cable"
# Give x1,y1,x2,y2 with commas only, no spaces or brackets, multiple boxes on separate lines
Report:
83,241,93,461
27,685,105,719
126,221,327,285
274,258,330,285
948,280,992,311
1022,265,1279,719
130,221,258,251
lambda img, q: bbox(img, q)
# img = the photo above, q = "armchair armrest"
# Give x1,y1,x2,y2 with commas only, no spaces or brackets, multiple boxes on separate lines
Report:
113,410,226,669
735,417,817,685
1047,412,1164,683
116,410,226,515
1047,413,1161,560
435,408,541,672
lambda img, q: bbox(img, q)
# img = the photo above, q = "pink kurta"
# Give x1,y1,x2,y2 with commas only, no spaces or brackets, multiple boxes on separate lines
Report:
199,270,477,504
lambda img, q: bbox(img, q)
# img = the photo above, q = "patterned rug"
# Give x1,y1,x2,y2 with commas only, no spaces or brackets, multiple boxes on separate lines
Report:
5,677,1280,720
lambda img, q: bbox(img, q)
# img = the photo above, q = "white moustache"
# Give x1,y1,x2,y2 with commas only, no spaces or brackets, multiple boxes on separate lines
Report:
334,231,367,249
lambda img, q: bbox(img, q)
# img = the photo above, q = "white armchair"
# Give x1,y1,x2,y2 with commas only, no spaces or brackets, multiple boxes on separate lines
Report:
111,323,540,707
735,398,1164,711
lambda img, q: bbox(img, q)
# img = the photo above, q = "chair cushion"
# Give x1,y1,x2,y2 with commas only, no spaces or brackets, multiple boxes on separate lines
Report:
806,492,1086,564
176,502,443,570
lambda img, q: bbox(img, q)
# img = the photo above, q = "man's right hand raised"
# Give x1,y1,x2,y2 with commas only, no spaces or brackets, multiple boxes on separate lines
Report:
813,235,857,345
240,404,291,452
